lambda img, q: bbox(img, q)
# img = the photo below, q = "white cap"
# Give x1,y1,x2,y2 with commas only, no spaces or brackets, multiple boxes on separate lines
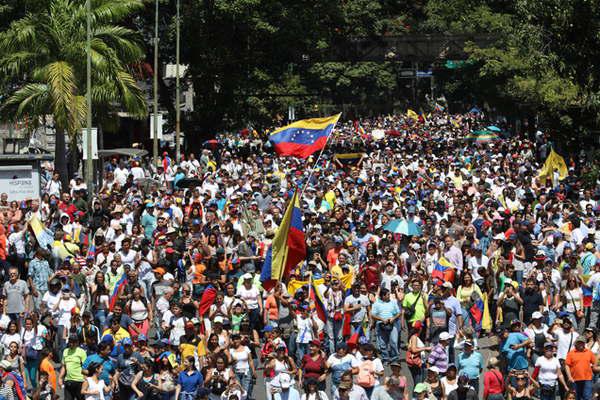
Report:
428,366,441,373
242,273,253,280
442,281,453,289
439,332,452,341
277,373,292,389
532,311,543,320
213,316,224,324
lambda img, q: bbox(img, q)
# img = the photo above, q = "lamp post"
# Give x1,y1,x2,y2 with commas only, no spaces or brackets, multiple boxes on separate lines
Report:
175,0,181,162
153,0,159,168
85,0,93,191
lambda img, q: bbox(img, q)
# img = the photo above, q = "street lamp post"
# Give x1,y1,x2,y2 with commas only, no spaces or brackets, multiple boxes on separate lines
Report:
85,0,93,191
153,0,159,168
175,0,181,162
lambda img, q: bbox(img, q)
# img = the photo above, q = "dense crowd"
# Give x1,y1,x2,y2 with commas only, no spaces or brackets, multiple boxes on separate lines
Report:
0,109,598,400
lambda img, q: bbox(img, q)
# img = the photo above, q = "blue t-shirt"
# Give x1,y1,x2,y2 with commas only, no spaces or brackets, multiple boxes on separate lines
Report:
456,351,484,379
372,299,400,320
83,354,115,384
502,332,529,371
177,370,204,393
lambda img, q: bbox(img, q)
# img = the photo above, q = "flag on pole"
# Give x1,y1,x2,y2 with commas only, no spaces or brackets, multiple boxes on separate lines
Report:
269,114,341,159
260,190,307,290
538,148,568,181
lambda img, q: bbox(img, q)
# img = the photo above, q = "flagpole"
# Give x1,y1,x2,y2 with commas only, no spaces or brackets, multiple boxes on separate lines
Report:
300,113,342,198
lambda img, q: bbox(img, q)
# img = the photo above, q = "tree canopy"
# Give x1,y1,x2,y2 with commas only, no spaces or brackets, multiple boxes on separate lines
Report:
1,0,599,148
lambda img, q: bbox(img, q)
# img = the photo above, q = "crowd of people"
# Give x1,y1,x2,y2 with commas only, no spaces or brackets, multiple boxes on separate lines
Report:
0,109,597,400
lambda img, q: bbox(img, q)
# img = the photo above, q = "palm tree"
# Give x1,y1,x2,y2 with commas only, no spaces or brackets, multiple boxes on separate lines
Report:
0,0,147,186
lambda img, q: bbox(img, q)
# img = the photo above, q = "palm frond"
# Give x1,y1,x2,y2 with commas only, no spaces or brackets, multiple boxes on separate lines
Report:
114,69,147,118
46,61,78,130
2,83,50,118
92,0,144,24
94,25,144,63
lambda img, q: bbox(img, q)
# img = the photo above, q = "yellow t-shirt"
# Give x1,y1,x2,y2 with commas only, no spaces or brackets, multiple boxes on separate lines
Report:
102,327,131,342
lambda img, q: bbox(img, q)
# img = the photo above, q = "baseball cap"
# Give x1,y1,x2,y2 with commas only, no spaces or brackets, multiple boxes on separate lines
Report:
122,337,133,346
439,332,452,341
414,383,429,393
532,311,544,320
442,281,453,289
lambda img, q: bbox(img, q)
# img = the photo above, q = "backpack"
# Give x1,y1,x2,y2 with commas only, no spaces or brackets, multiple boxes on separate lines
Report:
356,359,376,388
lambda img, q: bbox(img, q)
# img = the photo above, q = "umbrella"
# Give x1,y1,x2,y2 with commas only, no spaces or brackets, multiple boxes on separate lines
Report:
465,130,500,142
176,178,202,189
203,139,219,150
486,125,502,132
383,219,422,236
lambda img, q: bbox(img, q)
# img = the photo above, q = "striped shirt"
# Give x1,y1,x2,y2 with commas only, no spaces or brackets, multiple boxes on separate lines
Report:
427,343,449,373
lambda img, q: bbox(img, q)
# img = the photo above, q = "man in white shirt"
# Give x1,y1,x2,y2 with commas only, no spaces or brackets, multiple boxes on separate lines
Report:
550,317,578,361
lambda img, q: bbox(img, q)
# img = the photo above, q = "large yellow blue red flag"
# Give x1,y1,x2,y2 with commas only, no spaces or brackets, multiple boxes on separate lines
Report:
269,114,341,159
260,190,307,290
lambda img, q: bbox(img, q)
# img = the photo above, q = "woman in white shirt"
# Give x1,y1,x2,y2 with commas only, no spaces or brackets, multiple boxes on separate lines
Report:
532,343,568,400
81,362,109,400
561,277,584,330
126,287,152,337
229,334,256,399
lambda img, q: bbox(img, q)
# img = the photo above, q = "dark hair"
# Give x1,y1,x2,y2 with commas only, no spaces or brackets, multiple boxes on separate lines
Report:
87,362,102,375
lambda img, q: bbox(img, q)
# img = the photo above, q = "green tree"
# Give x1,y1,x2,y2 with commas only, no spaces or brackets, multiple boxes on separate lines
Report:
424,0,600,143
0,0,146,185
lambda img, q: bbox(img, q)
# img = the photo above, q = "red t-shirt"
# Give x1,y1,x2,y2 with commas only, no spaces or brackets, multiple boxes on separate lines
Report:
360,262,381,288
302,354,326,380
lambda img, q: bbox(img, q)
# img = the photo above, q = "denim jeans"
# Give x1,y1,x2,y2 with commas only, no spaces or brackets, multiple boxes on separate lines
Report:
326,317,343,354
409,365,423,385
235,370,253,399
375,323,398,362
539,383,556,400
95,309,107,329
573,380,592,400
468,378,479,394
25,358,39,389
589,301,600,330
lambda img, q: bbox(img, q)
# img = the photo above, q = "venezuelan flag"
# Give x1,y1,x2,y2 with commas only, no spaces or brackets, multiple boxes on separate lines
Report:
469,297,484,330
109,273,128,311
583,284,593,308
309,275,328,322
260,190,306,290
333,153,365,167
269,114,341,159
432,257,455,282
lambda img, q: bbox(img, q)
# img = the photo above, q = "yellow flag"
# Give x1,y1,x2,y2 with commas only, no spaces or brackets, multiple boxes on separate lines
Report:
406,109,419,120
538,148,568,181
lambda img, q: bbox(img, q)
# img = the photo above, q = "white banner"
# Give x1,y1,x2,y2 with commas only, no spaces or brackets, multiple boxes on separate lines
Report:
82,128,98,160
